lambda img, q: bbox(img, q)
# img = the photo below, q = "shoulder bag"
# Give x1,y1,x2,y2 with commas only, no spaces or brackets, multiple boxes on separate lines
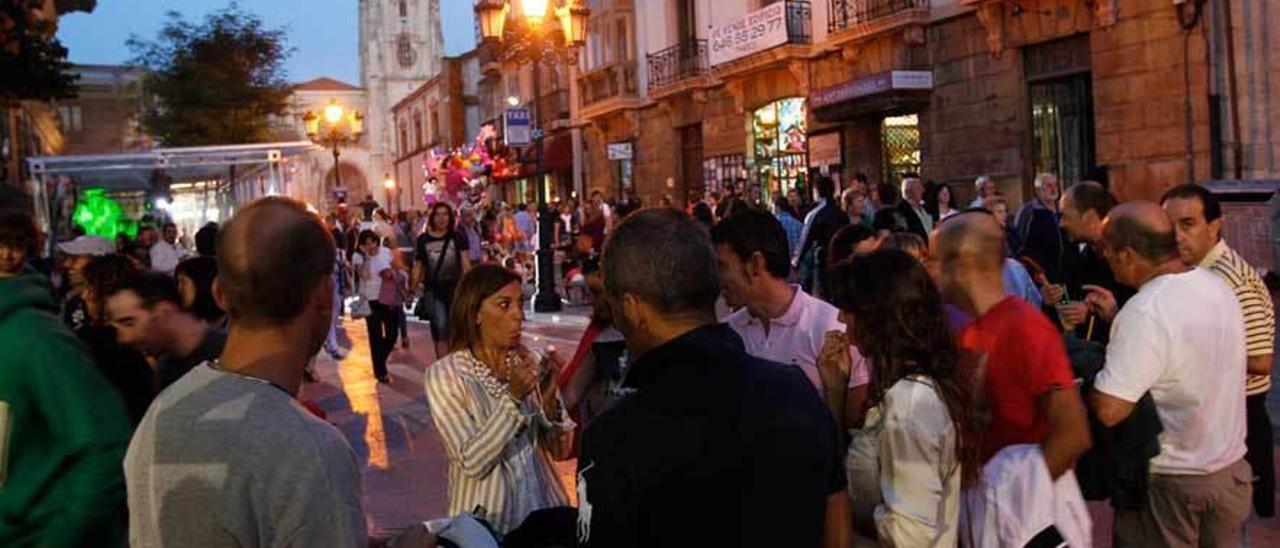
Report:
414,235,452,323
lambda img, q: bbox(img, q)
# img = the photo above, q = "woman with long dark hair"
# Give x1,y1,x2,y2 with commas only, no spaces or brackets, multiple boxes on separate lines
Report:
828,249,979,546
174,256,225,328
414,201,471,360
924,182,959,222
423,264,572,534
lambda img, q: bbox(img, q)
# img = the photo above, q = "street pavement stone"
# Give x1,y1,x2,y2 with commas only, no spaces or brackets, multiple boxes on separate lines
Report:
303,305,1280,543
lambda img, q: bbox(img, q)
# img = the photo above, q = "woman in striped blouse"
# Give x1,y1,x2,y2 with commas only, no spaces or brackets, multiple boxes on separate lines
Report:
424,264,574,534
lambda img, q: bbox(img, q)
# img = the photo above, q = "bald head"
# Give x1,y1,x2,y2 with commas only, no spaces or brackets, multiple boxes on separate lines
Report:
1102,201,1178,263
935,210,1006,272
217,197,335,327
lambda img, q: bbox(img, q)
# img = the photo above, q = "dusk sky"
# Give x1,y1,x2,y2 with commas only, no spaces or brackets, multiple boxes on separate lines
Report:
56,0,477,85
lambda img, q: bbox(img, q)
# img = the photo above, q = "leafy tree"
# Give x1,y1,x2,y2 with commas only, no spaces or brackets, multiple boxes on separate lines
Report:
0,0,94,102
128,2,293,146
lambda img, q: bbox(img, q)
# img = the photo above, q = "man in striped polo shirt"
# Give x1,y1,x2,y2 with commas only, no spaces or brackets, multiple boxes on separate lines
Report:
1162,183,1276,519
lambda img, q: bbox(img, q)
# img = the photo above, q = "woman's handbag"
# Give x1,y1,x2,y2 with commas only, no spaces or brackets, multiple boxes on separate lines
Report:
350,296,373,319
415,236,453,323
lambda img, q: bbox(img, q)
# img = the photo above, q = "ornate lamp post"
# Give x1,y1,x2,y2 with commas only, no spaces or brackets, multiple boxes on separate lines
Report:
476,0,588,313
303,99,364,204
382,174,396,214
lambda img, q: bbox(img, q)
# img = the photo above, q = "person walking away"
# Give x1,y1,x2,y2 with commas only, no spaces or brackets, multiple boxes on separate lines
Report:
149,222,190,275
1013,173,1067,281
793,175,850,299
354,230,398,383
774,196,805,257
415,202,471,360
514,202,536,252
125,196,435,546
105,269,228,391
1086,202,1252,546
1161,184,1276,520
423,264,574,534
936,212,1092,476
577,208,847,548
711,210,870,430
80,254,156,426
458,205,485,265
829,250,980,545
0,191,132,546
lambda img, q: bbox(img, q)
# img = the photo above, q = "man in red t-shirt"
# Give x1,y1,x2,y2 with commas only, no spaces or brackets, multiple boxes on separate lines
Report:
936,211,1092,477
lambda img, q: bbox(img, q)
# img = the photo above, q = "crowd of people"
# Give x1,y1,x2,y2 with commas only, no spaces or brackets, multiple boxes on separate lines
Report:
0,163,1275,547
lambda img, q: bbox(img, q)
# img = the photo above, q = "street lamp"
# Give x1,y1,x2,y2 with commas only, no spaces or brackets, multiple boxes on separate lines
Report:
476,0,589,313
303,99,363,207
382,174,396,214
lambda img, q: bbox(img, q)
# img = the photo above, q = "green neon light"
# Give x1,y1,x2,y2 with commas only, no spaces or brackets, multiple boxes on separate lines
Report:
73,188,136,240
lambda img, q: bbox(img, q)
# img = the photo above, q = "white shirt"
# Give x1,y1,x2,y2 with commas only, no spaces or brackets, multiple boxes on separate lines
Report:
725,286,870,395
352,247,392,301
1095,269,1248,475
149,241,188,275
961,444,1092,548
874,377,960,547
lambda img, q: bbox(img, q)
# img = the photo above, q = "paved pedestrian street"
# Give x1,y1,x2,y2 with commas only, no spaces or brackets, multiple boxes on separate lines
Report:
306,305,1280,544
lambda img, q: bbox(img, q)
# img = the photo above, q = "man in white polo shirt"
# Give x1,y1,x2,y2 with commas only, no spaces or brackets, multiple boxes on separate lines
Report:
1086,202,1251,546
710,209,870,429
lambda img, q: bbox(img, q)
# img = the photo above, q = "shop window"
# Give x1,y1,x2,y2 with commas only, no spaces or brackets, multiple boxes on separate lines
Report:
703,154,745,195
1026,34,1094,186
751,97,808,203
881,114,920,189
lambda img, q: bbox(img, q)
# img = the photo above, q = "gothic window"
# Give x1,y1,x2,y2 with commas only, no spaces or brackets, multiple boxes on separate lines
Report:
396,33,416,68
412,110,424,148
399,1,407,18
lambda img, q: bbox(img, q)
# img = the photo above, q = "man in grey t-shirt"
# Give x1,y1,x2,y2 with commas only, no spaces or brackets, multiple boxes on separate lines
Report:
125,198,429,547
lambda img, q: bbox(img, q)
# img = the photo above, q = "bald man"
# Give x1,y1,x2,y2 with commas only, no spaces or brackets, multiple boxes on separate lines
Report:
937,212,1091,478
1087,202,1251,546
125,198,433,547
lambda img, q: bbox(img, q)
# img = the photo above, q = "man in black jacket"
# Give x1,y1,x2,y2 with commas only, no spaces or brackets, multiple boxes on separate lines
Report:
893,174,932,240
793,175,849,298
579,208,847,548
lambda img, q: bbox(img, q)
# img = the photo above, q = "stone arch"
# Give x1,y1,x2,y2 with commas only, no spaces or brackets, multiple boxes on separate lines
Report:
323,162,370,205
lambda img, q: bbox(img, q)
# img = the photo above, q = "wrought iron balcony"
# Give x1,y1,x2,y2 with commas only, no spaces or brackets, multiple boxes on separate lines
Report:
579,60,638,110
647,39,708,91
828,0,929,33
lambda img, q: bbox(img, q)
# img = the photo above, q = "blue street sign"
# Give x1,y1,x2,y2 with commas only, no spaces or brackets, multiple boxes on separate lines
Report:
504,108,532,147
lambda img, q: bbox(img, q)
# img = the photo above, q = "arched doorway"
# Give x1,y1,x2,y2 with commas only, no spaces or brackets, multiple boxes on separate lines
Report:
323,162,369,206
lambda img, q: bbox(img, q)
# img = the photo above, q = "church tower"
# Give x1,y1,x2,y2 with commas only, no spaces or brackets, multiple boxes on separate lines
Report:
359,0,444,195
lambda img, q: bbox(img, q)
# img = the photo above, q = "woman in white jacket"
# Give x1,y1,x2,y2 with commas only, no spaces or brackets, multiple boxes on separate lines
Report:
829,249,980,546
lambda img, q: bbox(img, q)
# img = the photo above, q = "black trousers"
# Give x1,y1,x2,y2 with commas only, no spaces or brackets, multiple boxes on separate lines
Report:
1245,392,1275,517
365,300,400,379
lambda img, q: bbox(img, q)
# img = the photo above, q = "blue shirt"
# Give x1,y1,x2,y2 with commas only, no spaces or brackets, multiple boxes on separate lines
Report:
776,211,804,255
1002,258,1043,308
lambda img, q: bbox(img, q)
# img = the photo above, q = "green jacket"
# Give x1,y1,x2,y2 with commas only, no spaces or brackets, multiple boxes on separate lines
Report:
0,273,130,547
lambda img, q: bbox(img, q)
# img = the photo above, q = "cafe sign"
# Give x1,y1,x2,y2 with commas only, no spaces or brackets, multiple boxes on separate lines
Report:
709,2,789,67
809,70,935,110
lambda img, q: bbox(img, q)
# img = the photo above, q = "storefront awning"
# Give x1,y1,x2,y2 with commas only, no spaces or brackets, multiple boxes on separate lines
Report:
809,70,934,121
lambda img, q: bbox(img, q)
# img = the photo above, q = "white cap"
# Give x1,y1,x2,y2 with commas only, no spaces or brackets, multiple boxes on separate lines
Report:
56,235,115,257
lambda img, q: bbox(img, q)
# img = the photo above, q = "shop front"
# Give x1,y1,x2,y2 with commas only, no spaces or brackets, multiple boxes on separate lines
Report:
809,70,933,190
749,97,809,202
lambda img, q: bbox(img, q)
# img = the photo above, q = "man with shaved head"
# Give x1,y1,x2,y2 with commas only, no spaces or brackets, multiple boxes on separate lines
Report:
1087,201,1251,546
937,211,1091,478
125,198,391,546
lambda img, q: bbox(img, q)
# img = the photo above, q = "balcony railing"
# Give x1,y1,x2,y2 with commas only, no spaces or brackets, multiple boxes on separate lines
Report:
579,60,639,109
536,89,571,122
647,39,708,90
828,0,929,33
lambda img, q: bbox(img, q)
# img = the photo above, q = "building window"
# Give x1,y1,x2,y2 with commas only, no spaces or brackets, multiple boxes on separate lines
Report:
881,114,921,189
397,33,416,68
398,120,409,156
430,107,440,143
615,18,629,62
58,105,83,132
1025,35,1095,186
751,97,808,202
703,154,745,195
412,110,423,150
676,0,697,42
399,0,408,18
